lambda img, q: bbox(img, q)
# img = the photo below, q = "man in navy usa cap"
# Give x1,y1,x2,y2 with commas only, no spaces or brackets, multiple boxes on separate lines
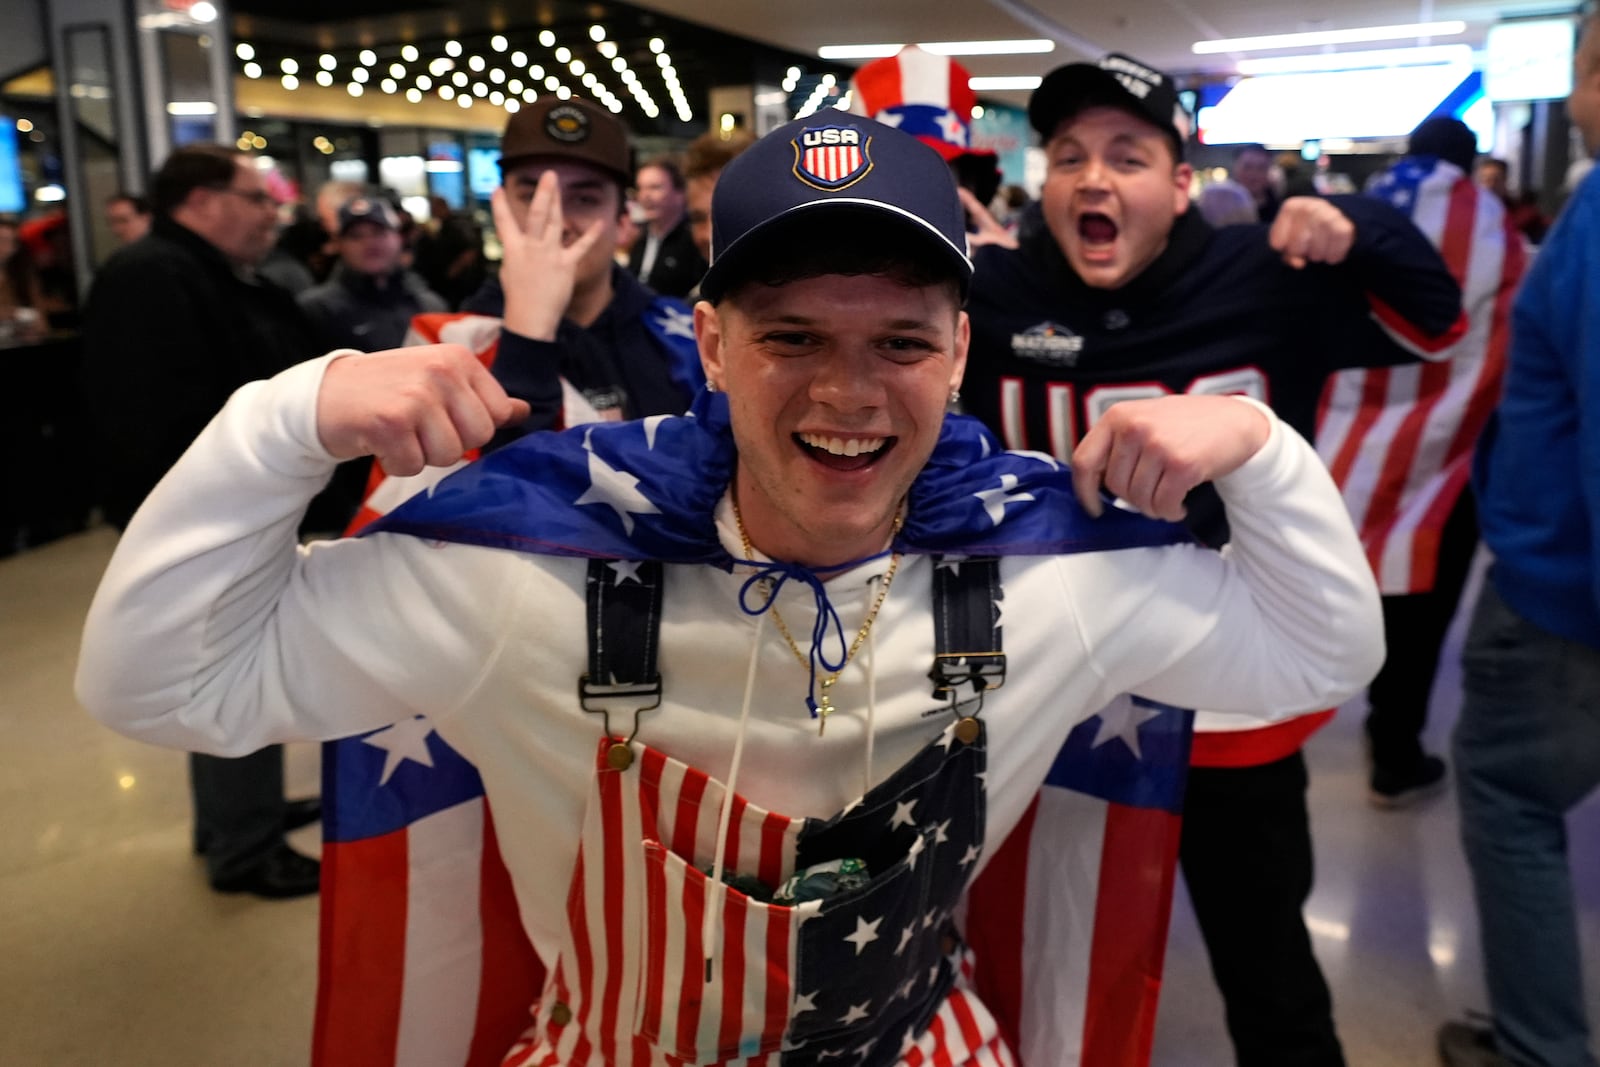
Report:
79,112,1385,1064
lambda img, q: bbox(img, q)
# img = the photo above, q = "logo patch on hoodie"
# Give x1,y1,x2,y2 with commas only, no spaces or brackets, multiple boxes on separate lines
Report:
1010,321,1084,367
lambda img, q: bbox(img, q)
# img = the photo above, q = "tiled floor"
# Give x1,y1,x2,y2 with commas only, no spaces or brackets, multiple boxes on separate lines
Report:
3,527,1598,1066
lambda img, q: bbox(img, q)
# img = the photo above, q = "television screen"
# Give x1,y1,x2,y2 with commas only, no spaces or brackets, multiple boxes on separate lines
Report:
0,120,26,215
1485,19,1576,102
466,146,500,199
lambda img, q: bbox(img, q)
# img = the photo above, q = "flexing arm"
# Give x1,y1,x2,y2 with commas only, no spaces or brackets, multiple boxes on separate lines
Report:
1067,394,1384,716
76,346,531,754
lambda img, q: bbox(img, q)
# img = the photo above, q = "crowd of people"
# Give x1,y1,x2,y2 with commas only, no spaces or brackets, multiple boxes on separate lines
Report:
29,14,1600,1067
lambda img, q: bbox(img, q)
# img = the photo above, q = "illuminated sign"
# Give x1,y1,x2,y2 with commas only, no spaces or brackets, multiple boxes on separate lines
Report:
1485,19,1577,102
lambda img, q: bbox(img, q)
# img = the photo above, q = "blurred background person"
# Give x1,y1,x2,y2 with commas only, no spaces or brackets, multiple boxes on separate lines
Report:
411,193,486,310
79,144,326,900
1318,116,1526,809
1231,143,1283,222
104,192,152,246
681,128,754,270
0,215,47,342
625,155,704,298
298,194,446,353
1196,178,1260,227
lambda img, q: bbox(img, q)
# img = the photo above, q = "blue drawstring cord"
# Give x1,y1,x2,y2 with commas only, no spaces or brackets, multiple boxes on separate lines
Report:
734,549,893,718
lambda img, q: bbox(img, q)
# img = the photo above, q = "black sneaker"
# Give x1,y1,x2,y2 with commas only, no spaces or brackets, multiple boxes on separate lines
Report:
1437,1019,1511,1066
1370,754,1447,809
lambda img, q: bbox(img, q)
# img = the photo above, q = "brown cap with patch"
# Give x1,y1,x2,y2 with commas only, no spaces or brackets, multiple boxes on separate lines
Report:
499,96,632,187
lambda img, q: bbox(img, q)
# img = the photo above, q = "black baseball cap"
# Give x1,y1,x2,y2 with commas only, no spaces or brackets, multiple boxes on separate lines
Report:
698,114,972,304
499,96,632,187
336,196,401,234
1029,53,1189,158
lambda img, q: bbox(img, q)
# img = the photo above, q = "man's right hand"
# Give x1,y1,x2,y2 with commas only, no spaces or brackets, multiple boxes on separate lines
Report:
316,345,531,476
492,174,606,341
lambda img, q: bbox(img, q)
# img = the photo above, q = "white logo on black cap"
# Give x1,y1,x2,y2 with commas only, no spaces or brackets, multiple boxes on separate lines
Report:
545,104,592,143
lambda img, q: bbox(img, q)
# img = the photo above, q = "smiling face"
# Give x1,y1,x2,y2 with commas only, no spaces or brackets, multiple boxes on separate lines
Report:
697,272,968,568
1040,106,1192,290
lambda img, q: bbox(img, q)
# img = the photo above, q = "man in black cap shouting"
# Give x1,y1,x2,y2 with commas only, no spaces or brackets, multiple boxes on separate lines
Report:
80,111,1386,1064
460,96,704,434
961,52,1468,1067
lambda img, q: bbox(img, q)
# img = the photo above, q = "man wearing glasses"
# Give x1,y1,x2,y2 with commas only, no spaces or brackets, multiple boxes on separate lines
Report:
81,144,325,901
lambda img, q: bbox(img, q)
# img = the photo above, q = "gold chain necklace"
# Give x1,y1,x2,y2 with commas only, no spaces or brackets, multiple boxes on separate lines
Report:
730,497,904,736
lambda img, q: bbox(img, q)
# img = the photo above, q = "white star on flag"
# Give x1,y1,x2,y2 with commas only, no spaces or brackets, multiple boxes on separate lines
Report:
895,923,917,956
844,914,883,954
1090,698,1163,760
839,1001,871,1025
792,990,818,1015
362,717,436,786
853,1039,877,1062
894,976,917,1001
575,431,661,535
889,798,918,830
652,306,695,339
607,560,644,585
877,110,905,128
974,473,1036,525
642,413,671,450
906,832,927,872
933,819,951,845
992,597,1006,630
1012,448,1063,471
937,109,968,147
934,556,966,575
960,844,982,867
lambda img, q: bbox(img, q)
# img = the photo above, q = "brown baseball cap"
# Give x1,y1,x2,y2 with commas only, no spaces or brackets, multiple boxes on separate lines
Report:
499,97,632,186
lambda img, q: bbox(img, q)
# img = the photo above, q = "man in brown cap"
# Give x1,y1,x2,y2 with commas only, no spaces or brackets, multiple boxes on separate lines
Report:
458,96,703,435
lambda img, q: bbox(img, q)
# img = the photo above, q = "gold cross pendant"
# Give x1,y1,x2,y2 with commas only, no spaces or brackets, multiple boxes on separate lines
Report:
817,677,836,737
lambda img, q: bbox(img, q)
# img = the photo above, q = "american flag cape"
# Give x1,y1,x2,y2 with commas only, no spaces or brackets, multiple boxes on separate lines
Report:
312,388,1199,1067
1316,156,1526,594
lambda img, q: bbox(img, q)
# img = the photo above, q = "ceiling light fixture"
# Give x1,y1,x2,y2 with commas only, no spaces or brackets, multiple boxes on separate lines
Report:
967,75,1043,90
1235,43,1472,75
818,39,1054,59
1193,21,1466,54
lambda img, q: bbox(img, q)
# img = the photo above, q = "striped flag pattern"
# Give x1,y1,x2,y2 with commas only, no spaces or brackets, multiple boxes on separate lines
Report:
1317,157,1526,593
800,142,867,187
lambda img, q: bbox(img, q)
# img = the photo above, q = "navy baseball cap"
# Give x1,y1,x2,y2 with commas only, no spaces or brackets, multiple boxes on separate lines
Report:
337,195,402,234
1030,53,1189,158
698,114,972,304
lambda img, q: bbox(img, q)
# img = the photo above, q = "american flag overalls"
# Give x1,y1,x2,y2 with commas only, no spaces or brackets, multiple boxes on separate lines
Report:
501,720,1015,1067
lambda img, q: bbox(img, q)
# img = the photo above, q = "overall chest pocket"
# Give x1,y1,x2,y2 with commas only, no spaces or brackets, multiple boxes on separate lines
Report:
634,822,941,1064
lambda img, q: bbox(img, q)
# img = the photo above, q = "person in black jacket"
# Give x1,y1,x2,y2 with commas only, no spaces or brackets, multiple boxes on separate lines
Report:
299,195,447,353
461,97,703,435
962,55,1465,1067
80,144,323,900
626,155,707,299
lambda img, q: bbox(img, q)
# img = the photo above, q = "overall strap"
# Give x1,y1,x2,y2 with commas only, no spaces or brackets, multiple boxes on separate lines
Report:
929,556,1006,708
580,559,665,755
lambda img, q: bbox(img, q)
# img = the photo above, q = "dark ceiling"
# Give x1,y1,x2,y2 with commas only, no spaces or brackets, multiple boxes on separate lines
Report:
227,0,853,138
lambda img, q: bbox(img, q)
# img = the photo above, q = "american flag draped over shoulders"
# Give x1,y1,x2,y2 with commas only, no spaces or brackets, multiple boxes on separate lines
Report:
313,389,1197,1067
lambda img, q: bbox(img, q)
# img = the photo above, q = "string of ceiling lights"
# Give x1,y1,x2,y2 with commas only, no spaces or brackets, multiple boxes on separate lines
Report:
232,23,694,124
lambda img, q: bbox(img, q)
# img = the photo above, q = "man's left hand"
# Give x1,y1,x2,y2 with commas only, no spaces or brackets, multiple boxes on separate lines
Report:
1269,197,1355,269
1071,395,1271,521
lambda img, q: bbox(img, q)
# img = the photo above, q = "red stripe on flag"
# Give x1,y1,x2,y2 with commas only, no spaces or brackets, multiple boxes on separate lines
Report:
759,811,788,891
718,889,750,1054
313,834,407,1067
1324,366,1394,490
674,867,708,1057
929,1012,955,1067
469,805,547,1067
963,796,1037,1058
762,902,790,1047
1080,804,1183,1067
949,987,986,1057
642,839,670,1044
565,848,598,1066
1368,293,1469,355
725,793,747,876
598,764,627,1063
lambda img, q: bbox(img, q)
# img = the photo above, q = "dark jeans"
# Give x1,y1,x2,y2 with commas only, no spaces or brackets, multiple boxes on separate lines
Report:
1366,488,1480,773
1455,582,1600,1067
190,746,289,883
1180,752,1345,1067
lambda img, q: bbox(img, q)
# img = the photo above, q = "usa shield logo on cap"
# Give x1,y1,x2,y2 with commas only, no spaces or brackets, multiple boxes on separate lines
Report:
793,125,872,190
